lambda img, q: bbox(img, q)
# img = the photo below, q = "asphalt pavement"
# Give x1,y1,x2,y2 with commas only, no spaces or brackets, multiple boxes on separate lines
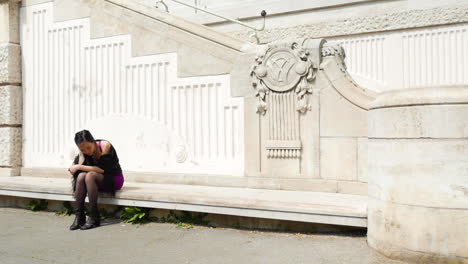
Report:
0,207,406,264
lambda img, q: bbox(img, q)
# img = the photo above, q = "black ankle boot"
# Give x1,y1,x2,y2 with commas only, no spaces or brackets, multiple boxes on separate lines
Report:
69,210,85,230
80,209,100,230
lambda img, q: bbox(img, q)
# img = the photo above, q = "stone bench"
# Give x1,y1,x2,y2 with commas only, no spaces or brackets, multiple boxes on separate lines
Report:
0,175,367,227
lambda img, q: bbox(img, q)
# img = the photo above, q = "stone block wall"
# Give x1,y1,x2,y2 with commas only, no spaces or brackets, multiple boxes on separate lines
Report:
367,87,468,263
0,0,22,176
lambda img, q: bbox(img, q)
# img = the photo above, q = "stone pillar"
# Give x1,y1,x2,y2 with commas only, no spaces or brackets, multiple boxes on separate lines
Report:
0,0,22,176
367,87,468,263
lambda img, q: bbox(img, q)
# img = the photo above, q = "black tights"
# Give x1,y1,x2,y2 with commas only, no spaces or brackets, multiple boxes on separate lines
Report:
74,172,102,213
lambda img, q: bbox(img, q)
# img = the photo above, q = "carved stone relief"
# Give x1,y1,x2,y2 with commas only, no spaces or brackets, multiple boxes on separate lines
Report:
251,39,321,160
251,41,319,115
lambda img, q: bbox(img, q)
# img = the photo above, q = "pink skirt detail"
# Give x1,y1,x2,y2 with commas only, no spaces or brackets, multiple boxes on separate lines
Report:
98,172,124,191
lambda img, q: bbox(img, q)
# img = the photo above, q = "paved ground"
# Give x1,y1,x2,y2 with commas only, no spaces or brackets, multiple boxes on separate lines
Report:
0,208,406,264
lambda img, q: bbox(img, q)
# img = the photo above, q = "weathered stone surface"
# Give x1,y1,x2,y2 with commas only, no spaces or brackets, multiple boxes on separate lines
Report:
89,0,250,78
357,137,368,183
368,139,468,209
0,0,20,44
0,127,22,167
54,0,91,22
337,181,367,195
0,167,20,176
231,3,468,42
370,86,468,109
368,198,468,261
369,105,468,139
0,176,368,227
0,43,21,84
319,85,368,137
320,137,357,181
0,85,22,124
368,86,468,263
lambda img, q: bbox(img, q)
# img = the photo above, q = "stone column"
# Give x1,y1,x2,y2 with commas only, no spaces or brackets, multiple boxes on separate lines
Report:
367,86,468,263
0,0,22,176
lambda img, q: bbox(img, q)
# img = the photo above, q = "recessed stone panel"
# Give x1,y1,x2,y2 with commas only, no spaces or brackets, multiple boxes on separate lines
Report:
320,86,368,137
320,137,357,181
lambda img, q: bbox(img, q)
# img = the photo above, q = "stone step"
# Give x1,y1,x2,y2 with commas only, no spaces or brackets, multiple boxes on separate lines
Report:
0,176,368,227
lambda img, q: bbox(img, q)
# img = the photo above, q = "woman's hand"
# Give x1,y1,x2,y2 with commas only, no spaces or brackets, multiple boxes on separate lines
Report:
68,165,81,175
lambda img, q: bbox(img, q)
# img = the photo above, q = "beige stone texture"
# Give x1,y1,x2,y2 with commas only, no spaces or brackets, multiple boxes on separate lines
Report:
230,52,258,97
337,181,367,195
300,91,320,179
53,0,91,22
20,167,350,193
320,137,357,181
368,198,468,262
0,85,22,124
357,137,368,183
0,176,368,227
21,0,50,7
370,86,468,139
243,96,261,176
368,139,468,209
278,179,338,193
0,0,20,44
319,84,368,137
0,167,20,176
231,3,468,42
320,56,377,111
87,0,254,79
0,127,22,167
0,43,21,84
370,86,468,109
369,105,468,139
368,87,468,263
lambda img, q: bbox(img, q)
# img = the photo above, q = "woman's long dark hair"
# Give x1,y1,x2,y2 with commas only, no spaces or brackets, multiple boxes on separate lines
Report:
72,130,95,193
74,130,95,145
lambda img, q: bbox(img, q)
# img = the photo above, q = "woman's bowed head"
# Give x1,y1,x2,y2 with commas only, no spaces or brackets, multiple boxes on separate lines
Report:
69,130,124,231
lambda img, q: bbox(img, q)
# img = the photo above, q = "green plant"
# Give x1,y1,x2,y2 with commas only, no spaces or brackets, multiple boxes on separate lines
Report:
160,210,209,228
55,201,74,216
120,207,154,224
99,206,124,220
176,222,194,229
27,199,48,211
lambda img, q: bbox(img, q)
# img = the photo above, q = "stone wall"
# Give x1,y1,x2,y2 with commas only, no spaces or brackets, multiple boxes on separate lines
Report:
367,87,468,263
0,0,22,176
228,3,468,43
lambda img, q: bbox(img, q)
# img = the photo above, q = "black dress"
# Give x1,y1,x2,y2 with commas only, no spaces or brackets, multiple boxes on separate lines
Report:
72,139,122,196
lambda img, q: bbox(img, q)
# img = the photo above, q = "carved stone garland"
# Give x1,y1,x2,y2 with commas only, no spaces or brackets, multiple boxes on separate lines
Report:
250,41,318,158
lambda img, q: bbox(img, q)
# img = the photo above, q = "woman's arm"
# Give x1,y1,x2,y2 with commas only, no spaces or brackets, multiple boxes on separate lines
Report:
73,164,104,174
69,152,104,174
69,152,85,175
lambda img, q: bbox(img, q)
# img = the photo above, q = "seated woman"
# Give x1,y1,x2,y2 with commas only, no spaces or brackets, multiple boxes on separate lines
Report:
68,130,124,230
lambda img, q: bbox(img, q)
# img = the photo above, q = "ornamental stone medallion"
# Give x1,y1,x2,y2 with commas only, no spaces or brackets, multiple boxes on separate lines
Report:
251,39,321,161
251,40,318,115
257,48,303,92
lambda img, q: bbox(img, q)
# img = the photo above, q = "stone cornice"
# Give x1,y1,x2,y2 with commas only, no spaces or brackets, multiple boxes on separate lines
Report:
233,3,468,42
